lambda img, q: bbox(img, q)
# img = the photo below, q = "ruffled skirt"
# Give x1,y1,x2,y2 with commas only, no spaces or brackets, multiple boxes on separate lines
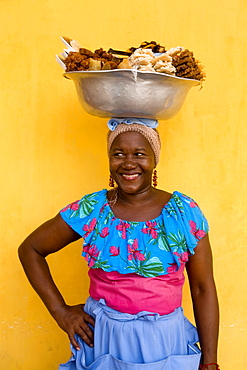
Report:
59,297,201,370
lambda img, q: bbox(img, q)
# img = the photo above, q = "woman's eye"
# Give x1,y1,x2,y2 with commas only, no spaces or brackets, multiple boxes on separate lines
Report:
135,152,145,156
113,152,124,157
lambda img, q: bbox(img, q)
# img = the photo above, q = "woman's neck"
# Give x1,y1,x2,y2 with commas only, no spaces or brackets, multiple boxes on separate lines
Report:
116,186,157,206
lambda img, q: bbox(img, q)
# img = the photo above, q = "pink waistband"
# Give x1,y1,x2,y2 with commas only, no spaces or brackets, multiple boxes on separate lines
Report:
88,266,185,315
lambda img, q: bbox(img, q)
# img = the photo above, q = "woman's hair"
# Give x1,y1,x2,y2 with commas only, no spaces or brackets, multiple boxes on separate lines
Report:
107,123,161,166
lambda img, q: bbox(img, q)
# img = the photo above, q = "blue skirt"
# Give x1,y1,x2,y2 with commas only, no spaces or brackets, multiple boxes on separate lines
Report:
59,297,201,370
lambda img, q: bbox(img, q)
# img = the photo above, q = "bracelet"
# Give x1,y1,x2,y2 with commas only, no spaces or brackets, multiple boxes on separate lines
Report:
199,364,220,370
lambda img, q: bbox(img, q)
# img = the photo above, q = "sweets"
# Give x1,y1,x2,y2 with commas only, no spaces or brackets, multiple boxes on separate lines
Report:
128,48,177,74
64,48,122,72
61,39,205,82
172,49,205,81
126,40,166,54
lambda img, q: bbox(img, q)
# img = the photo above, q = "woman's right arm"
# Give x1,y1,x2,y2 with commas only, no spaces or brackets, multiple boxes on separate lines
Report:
18,213,95,349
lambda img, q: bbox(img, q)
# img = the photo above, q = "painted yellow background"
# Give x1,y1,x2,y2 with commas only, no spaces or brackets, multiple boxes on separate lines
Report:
1,0,246,369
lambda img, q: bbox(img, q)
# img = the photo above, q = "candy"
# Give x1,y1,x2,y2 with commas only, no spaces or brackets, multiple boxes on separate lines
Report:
61,39,205,81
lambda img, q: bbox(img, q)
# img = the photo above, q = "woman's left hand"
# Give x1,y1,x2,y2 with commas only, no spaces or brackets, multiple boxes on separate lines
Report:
52,303,95,350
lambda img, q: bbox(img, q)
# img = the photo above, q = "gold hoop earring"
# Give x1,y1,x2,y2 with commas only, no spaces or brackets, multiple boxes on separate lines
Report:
109,175,115,188
152,169,158,187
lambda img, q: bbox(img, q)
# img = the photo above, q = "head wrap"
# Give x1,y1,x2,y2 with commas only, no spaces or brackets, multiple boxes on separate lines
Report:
107,117,159,131
107,119,161,166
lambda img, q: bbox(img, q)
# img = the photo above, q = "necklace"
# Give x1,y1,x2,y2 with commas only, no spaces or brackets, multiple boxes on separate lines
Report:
108,187,118,208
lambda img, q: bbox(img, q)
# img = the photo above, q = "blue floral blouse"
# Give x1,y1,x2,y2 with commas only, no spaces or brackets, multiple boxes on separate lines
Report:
60,189,209,278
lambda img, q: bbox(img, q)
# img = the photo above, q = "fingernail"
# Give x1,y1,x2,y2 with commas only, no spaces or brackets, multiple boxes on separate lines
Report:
76,347,80,351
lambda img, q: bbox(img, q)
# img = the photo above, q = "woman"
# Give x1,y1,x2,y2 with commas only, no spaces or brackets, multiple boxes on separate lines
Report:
18,121,219,370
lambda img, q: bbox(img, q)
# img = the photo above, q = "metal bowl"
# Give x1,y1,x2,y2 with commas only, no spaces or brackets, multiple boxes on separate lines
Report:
64,69,200,120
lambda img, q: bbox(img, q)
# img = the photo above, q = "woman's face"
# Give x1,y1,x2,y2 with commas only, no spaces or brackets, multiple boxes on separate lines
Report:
109,131,155,194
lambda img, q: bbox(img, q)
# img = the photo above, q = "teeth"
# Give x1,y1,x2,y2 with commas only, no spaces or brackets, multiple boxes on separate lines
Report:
122,174,139,180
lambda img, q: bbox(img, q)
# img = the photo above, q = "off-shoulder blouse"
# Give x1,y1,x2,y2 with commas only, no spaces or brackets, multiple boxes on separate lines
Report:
60,189,209,278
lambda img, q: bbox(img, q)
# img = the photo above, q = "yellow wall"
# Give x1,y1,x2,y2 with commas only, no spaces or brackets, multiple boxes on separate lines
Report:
1,0,246,368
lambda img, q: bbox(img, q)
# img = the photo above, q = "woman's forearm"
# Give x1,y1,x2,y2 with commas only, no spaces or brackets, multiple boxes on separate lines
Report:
18,215,80,317
18,216,95,349
186,235,219,367
18,245,66,317
19,243,95,349
191,280,219,364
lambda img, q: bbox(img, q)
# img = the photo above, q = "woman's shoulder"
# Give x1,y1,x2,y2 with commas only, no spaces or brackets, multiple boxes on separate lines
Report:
159,190,209,255
60,189,107,219
161,190,208,225
172,190,200,207
79,188,107,203
155,189,198,209
62,189,106,207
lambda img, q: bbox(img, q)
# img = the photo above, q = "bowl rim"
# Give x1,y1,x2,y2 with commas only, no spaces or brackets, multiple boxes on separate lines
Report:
63,68,200,85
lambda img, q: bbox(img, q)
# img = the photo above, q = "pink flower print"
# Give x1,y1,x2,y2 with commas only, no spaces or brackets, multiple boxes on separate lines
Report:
99,227,109,238
116,221,131,239
173,251,189,263
71,203,79,211
167,263,178,274
189,220,206,240
61,200,79,212
100,204,107,213
141,221,158,239
61,205,70,212
110,246,120,257
189,220,197,232
82,218,97,238
195,229,206,238
189,201,198,208
83,244,100,267
127,239,146,261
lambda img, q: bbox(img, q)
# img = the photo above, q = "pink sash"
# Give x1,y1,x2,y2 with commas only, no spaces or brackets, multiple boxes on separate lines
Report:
89,266,185,315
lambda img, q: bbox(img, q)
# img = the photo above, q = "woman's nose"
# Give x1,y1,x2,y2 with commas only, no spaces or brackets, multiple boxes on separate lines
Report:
121,155,136,169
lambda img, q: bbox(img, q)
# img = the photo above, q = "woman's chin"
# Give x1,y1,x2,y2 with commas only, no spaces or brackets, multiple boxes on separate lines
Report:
117,181,152,195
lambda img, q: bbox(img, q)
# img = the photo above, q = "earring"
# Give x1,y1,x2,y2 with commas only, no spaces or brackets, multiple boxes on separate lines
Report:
109,175,115,188
152,169,158,187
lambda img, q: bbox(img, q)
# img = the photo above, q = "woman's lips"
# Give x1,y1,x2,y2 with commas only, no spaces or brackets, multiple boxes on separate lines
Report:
121,173,140,180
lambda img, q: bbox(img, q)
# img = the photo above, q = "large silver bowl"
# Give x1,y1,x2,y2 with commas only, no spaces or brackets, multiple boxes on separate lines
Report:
64,69,200,120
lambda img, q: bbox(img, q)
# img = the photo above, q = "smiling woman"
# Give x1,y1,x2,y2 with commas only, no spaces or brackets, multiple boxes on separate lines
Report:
109,131,155,195
18,120,219,370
